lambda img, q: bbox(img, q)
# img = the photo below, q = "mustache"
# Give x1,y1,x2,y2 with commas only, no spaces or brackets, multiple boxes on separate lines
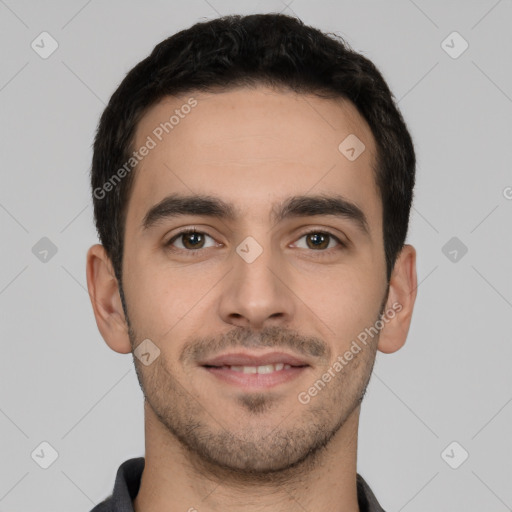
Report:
180,325,330,364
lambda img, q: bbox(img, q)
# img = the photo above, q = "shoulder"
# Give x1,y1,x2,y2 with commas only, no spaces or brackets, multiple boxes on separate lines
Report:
88,457,145,512
356,473,387,512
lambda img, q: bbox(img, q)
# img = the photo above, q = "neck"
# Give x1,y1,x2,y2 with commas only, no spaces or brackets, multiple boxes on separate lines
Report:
133,402,362,512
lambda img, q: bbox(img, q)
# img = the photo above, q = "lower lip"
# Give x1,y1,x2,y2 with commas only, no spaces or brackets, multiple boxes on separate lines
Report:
202,366,308,389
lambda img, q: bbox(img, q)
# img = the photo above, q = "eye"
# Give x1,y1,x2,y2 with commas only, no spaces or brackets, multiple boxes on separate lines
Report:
164,227,346,257
293,229,345,252
165,229,218,252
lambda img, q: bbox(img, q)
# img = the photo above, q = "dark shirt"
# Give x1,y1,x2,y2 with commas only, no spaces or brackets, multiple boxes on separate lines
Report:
90,457,386,512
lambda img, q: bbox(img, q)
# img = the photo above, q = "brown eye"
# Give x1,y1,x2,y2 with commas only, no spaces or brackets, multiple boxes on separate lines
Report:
166,230,216,251
305,232,330,250
181,231,205,249
294,230,343,251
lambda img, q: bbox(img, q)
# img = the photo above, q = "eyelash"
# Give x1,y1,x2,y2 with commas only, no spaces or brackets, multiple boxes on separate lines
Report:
165,228,346,258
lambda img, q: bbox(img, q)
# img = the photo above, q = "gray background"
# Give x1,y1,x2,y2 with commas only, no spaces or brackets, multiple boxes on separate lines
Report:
1,0,511,510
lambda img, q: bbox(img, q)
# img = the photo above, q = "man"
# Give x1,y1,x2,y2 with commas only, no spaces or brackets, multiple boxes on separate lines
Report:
86,13,417,512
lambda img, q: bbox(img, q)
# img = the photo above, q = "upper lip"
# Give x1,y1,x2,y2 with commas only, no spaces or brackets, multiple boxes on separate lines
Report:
200,351,310,367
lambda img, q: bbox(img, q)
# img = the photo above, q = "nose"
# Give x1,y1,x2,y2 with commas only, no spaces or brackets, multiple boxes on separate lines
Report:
217,239,296,331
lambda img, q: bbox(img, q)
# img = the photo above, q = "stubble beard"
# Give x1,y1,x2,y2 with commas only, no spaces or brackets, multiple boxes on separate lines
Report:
129,325,378,482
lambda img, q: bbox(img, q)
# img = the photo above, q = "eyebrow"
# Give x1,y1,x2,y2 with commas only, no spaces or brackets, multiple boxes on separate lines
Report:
141,193,370,236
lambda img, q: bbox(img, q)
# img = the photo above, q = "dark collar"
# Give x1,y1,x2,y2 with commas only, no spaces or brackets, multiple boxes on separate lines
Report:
91,457,386,512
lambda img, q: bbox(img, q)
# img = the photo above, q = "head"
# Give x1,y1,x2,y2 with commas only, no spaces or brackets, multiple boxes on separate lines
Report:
87,13,417,477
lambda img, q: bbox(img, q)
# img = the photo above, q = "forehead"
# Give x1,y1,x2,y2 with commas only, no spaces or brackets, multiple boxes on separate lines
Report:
127,86,381,234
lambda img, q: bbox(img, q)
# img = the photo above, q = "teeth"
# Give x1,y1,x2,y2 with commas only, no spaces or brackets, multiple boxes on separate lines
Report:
256,364,274,374
228,363,290,374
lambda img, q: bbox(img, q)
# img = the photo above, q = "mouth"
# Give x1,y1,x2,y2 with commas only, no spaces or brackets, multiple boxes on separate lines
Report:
199,351,310,390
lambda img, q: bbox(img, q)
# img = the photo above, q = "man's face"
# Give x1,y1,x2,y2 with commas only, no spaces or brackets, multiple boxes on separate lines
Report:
121,86,389,473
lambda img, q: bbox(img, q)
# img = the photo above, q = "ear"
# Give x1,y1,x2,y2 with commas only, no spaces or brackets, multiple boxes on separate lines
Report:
86,244,132,354
377,244,417,354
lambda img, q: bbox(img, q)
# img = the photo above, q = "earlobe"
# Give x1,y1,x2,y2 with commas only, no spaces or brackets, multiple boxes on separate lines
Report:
86,244,132,354
377,244,418,354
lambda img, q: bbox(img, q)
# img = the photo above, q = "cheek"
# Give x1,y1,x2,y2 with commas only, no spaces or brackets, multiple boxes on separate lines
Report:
125,257,220,350
304,268,383,344
122,255,179,334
